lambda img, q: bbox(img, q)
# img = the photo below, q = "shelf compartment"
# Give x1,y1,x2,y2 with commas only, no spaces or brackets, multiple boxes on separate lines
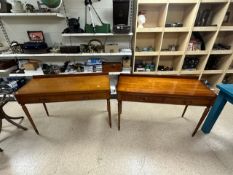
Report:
166,3,197,27
195,2,229,27
182,55,208,72
213,31,233,53
188,31,217,51
222,73,233,84
161,32,189,51
158,55,182,72
136,32,163,52
134,56,158,73
135,52,159,56
222,3,233,26
201,74,224,89
138,3,167,28
204,54,232,72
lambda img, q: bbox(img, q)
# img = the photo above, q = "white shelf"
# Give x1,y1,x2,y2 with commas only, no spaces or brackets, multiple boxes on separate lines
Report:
0,13,65,17
156,71,180,75
211,50,233,55
220,26,233,31
136,28,163,33
201,0,229,3
62,33,133,37
10,69,131,77
9,67,44,77
138,0,168,4
0,52,132,58
160,51,184,56
135,51,159,56
203,70,224,74
193,26,218,32
227,70,233,73
164,27,189,32
180,70,201,74
186,50,209,55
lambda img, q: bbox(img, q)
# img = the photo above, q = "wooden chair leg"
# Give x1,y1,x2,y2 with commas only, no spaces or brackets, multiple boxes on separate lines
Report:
182,105,188,117
22,105,39,135
107,99,111,128
192,106,210,137
118,101,122,130
43,103,49,117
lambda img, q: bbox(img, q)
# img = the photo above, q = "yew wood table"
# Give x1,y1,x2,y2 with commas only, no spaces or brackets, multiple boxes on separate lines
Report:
15,74,111,135
117,74,217,136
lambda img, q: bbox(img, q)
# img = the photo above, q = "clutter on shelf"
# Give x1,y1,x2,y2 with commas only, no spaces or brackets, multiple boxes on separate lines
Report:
158,65,173,71
135,60,155,72
182,56,200,70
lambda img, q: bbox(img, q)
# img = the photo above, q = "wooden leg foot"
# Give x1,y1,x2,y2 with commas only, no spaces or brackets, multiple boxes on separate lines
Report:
192,106,210,137
22,105,39,135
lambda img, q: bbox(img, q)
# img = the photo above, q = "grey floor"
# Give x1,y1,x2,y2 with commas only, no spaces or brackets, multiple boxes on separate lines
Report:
0,100,233,175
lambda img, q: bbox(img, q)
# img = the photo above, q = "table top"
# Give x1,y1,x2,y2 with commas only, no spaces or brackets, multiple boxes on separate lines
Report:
16,74,110,95
217,84,233,98
117,75,216,98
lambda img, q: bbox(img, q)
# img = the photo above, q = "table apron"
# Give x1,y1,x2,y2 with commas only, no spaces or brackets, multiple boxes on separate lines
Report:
118,93,214,106
16,92,110,104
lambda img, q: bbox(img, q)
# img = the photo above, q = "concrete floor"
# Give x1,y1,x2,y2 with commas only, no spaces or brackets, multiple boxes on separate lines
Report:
0,100,233,175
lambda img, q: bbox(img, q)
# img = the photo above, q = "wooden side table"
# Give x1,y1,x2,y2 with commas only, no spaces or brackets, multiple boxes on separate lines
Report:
117,74,217,136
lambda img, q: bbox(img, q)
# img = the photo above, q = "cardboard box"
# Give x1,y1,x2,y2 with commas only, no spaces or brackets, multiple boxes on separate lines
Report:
105,44,119,53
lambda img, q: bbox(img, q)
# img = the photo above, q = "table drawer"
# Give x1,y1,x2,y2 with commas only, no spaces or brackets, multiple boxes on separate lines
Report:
118,93,214,106
16,92,110,104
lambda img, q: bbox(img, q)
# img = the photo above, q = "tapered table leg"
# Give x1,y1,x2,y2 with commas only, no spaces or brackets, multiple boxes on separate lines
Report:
182,105,188,117
43,103,49,117
192,106,210,137
107,99,111,128
21,105,39,135
118,100,122,130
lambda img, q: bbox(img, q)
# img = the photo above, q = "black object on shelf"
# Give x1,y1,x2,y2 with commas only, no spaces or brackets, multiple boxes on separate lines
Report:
195,9,214,26
60,46,81,53
182,56,200,70
158,65,173,71
0,0,12,13
213,43,231,50
192,32,205,50
165,23,183,27
22,42,48,54
113,0,131,34
62,17,84,33
205,55,220,70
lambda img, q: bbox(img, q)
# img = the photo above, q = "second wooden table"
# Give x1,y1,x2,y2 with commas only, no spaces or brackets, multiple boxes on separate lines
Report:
117,74,217,136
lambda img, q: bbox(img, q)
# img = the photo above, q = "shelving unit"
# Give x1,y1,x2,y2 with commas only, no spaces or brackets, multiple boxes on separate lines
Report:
133,0,233,90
